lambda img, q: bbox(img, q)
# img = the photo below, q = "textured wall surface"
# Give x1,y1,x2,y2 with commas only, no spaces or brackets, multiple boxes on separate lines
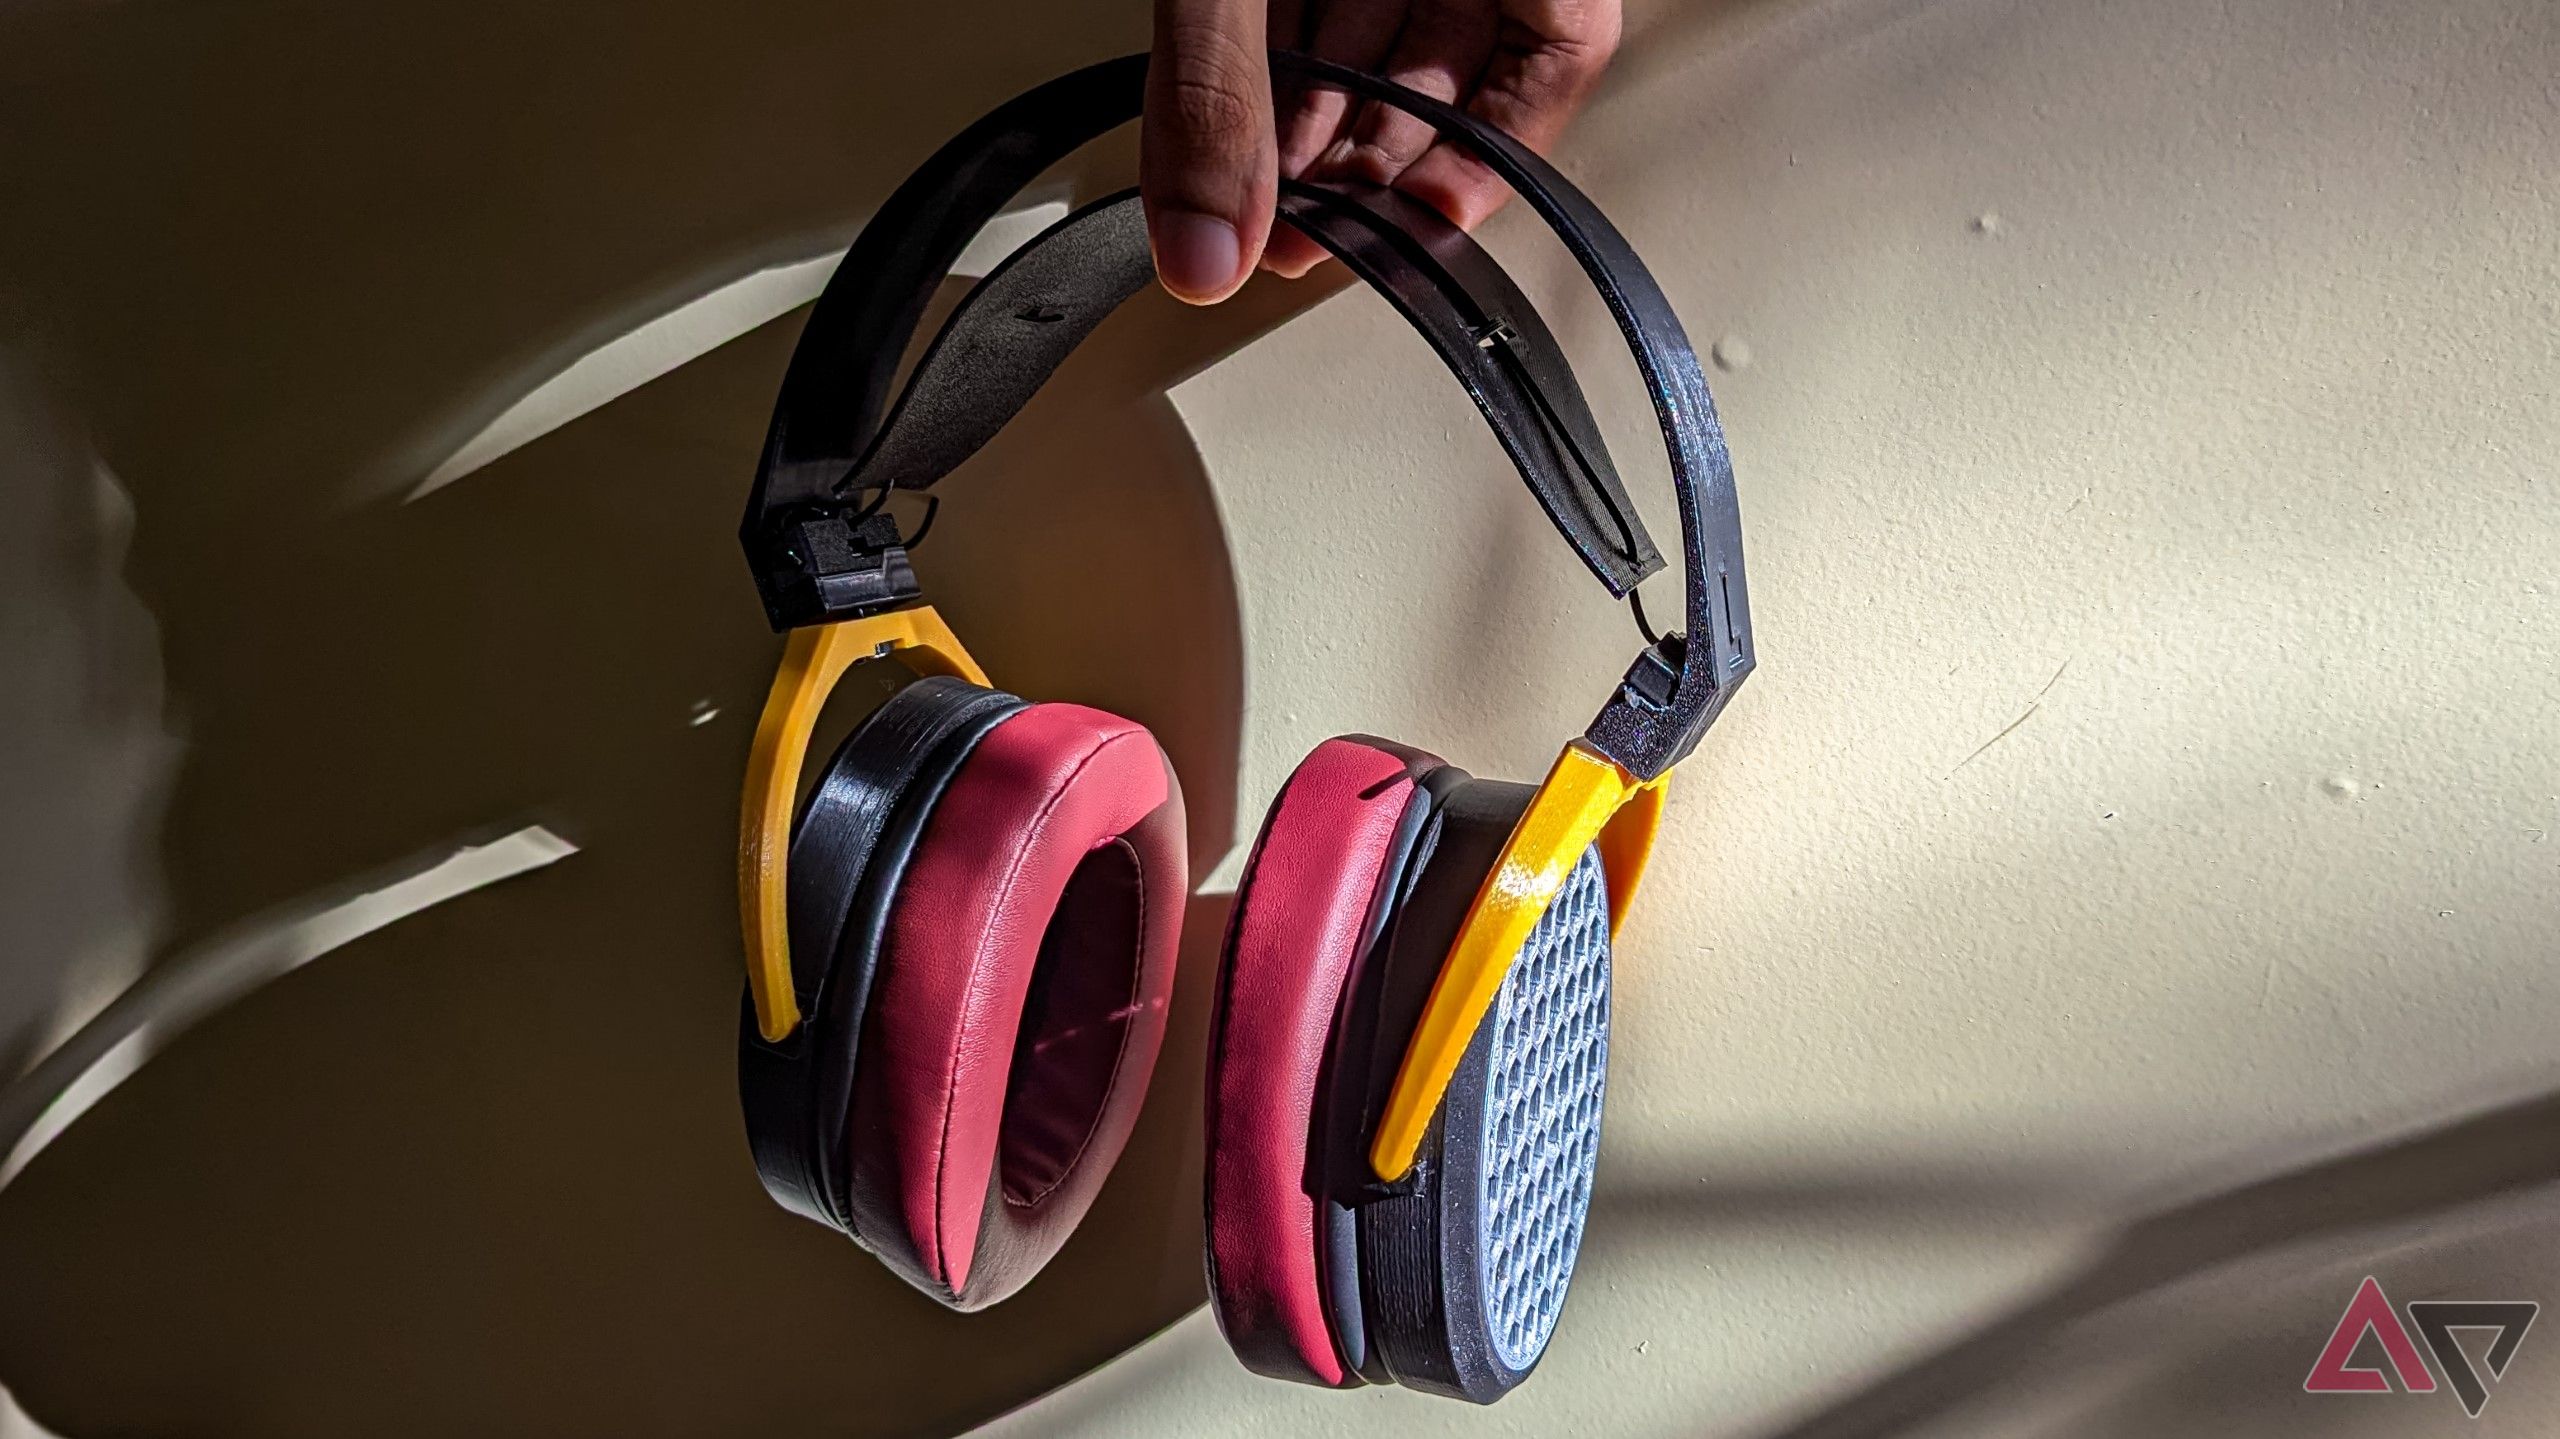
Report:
999,0,2560,1433
0,0,2554,1435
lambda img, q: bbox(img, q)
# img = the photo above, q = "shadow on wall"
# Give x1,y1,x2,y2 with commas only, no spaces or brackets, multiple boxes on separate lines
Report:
1589,1085,2560,1439
0,0,1350,1433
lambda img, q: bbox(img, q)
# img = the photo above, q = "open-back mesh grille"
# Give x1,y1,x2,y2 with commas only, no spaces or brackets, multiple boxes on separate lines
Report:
1475,845,1611,1370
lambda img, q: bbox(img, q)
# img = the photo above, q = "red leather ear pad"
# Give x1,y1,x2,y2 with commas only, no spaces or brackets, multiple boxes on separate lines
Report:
1204,736,1443,1387
843,702,1186,1310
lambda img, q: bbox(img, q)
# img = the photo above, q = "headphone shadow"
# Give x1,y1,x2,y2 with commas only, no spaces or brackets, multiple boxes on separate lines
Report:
1594,1084,2560,1439
0,2,1359,1432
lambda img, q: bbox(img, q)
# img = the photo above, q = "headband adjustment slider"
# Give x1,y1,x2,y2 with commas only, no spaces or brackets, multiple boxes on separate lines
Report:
1583,627,1750,781
750,506,920,631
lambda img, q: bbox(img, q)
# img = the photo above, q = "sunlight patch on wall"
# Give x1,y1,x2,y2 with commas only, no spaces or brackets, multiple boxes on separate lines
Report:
407,201,1072,500
0,826,576,1192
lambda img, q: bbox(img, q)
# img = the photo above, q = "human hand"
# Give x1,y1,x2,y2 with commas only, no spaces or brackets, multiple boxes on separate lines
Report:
1141,0,1623,304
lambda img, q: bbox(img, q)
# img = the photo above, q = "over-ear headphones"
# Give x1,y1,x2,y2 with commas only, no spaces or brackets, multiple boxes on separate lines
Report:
735,51,1754,1401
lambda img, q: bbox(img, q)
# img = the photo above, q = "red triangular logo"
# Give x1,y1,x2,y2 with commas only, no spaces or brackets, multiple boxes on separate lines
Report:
2306,1276,2438,1394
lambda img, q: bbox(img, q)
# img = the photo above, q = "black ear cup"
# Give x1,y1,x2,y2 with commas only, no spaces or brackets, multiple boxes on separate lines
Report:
739,674,1026,1233
1313,772,1615,1404
1306,762,1464,1382
1362,843,1611,1402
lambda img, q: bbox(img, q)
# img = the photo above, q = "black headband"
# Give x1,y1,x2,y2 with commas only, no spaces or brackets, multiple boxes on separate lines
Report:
742,51,1753,778
827,178,1665,603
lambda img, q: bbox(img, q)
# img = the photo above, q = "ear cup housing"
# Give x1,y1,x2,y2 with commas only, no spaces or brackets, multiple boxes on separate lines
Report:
1353,815,1612,1403
740,679,1186,1312
1307,761,1472,1384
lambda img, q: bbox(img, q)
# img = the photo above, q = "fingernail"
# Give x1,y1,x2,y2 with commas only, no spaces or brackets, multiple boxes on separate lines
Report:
1151,211,1243,304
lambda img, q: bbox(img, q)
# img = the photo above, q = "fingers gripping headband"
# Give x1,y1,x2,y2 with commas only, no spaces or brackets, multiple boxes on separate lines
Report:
741,53,1758,1179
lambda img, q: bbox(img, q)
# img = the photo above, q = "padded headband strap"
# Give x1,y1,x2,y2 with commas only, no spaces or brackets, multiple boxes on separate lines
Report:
744,51,1753,777
838,180,1662,600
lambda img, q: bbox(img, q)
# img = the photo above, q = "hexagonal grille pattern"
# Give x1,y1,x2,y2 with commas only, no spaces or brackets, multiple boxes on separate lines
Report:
1474,844,1612,1371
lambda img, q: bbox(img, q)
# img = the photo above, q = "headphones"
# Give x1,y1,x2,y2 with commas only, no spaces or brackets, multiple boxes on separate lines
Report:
735,52,1753,1403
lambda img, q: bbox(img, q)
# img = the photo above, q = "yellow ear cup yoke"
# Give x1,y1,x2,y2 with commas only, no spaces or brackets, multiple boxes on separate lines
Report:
1369,741,1664,1181
739,606,987,1042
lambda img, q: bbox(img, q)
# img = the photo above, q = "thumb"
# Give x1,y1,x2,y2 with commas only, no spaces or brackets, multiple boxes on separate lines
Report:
1143,0,1274,304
